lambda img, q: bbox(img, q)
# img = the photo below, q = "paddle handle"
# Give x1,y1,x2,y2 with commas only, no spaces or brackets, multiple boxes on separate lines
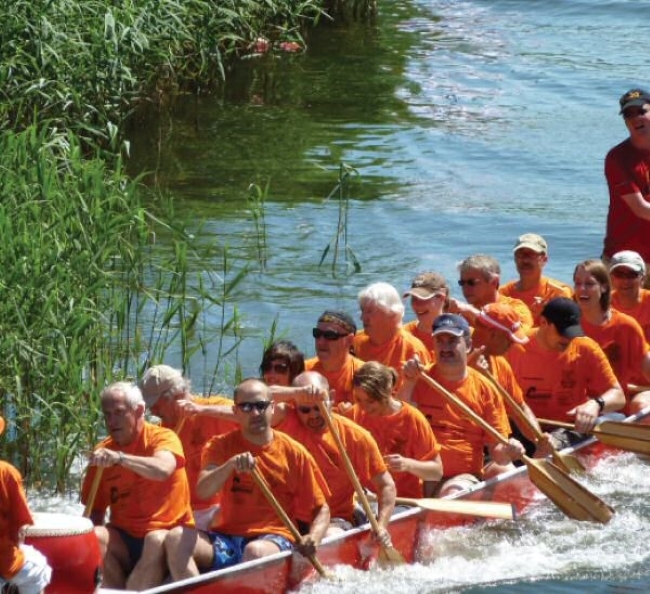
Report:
538,418,574,430
418,371,509,447
83,467,104,518
482,369,544,442
628,383,650,393
174,417,187,434
316,402,382,535
251,467,329,578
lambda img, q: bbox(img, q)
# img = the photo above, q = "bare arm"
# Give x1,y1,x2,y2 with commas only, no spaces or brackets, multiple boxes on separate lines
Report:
622,192,650,221
90,448,177,481
568,385,625,433
296,502,331,557
371,470,396,530
384,453,443,482
196,452,251,501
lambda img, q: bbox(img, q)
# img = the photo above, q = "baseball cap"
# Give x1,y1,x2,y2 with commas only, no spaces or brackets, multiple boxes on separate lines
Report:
477,303,529,344
139,364,184,408
513,233,547,254
541,297,584,339
609,250,646,276
432,313,471,337
403,272,448,300
619,89,650,113
0,416,5,436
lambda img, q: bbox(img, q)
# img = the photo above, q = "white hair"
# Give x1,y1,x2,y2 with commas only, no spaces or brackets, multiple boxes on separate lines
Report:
101,381,145,409
358,282,405,318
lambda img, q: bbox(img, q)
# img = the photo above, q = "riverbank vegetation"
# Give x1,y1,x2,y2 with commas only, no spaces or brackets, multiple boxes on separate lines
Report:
0,0,375,490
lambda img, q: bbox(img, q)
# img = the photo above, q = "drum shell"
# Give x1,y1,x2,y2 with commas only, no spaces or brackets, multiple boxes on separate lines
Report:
24,512,102,594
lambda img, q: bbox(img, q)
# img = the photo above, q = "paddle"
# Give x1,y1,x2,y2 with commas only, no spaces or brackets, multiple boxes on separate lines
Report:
83,467,103,518
628,383,650,393
394,496,515,520
480,369,585,474
417,370,615,524
538,418,650,456
316,401,406,564
251,467,332,579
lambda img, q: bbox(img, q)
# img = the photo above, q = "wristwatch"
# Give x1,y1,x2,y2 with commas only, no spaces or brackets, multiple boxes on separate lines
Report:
592,397,605,413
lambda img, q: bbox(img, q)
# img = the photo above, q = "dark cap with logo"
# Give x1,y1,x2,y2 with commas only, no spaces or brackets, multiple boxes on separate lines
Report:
619,89,650,113
541,297,584,339
432,313,471,337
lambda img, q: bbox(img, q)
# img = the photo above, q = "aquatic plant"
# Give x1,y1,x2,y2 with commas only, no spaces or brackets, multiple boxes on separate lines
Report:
319,162,362,276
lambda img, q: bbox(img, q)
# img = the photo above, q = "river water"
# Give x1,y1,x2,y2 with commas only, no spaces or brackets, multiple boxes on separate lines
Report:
43,0,650,591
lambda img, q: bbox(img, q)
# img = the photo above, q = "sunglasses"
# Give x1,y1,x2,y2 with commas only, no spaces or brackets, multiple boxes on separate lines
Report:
236,400,272,413
312,328,348,341
623,107,649,120
297,405,321,414
262,361,289,374
458,278,483,287
611,269,641,279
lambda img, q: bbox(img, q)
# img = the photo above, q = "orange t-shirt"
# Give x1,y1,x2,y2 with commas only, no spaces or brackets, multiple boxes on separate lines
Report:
81,423,193,537
304,355,365,406
0,462,33,579
500,277,572,327
403,320,435,354
611,289,650,343
488,354,525,409
168,395,237,509
201,430,329,542
343,402,440,498
276,412,385,521
507,332,619,421
581,309,649,399
495,294,535,332
410,366,511,478
353,328,431,375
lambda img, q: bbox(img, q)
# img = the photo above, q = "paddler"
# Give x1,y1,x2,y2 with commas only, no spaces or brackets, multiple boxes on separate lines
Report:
0,415,52,594
163,378,330,580
81,381,193,590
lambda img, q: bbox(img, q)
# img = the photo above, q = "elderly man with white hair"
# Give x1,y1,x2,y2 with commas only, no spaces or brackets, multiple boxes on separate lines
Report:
353,282,431,384
81,381,193,590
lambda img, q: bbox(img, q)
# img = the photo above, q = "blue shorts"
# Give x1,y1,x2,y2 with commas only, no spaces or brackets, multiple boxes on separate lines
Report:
206,532,293,571
112,526,145,569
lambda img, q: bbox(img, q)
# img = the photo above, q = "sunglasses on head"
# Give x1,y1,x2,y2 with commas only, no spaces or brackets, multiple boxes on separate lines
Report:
297,404,321,414
236,401,272,413
262,361,289,374
458,278,483,287
312,328,348,341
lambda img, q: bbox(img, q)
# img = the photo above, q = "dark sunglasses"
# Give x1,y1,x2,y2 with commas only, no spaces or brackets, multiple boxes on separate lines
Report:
236,400,272,413
611,269,641,279
458,278,483,287
623,107,648,120
297,405,321,414
262,361,289,374
312,328,348,341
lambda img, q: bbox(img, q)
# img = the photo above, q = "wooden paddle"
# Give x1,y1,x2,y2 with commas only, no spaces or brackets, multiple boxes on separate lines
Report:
251,467,332,579
417,371,615,524
628,383,650,393
395,496,515,520
481,369,585,474
538,418,650,456
83,467,103,518
316,401,406,564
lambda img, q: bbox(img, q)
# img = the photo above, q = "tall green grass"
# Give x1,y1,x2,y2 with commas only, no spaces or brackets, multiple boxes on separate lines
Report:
0,125,245,491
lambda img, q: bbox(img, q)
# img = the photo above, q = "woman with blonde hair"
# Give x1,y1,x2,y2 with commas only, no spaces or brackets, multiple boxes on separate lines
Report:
343,361,443,498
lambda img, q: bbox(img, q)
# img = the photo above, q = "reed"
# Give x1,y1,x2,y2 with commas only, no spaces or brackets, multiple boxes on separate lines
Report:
0,126,245,491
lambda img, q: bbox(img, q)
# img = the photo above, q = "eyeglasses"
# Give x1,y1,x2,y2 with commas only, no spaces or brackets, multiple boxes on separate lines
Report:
623,107,649,120
236,401,272,413
611,269,641,280
458,278,483,287
312,328,348,341
297,405,321,414
262,361,289,374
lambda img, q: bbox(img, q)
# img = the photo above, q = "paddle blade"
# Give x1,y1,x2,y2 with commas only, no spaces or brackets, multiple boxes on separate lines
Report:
396,497,515,520
525,457,614,524
378,544,406,565
551,450,586,474
595,420,650,442
592,432,650,456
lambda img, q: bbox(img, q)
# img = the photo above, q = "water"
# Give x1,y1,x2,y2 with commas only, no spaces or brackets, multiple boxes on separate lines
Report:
46,0,650,591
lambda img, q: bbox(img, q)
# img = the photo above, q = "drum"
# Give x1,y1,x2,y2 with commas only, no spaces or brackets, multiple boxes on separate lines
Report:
24,512,102,594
